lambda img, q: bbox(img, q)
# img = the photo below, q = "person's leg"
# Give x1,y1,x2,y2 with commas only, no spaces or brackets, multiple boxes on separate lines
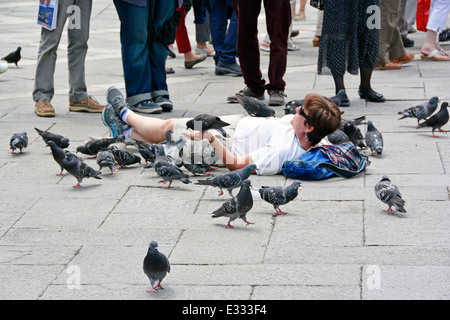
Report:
113,0,152,106
233,0,265,94
67,0,92,103
219,0,238,65
264,0,291,93
33,0,67,103
127,112,175,143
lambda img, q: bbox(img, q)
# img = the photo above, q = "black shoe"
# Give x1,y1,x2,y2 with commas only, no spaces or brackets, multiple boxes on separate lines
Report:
215,60,242,76
358,87,385,103
184,54,207,69
439,29,450,42
402,37,415,48
330,89,350,107
227,86,265,103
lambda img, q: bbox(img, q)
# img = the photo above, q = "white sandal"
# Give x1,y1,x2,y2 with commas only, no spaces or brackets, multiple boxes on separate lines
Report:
420,49,450,61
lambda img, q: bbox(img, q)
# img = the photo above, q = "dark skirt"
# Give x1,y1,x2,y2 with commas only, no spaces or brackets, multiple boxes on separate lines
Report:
318,0,380,76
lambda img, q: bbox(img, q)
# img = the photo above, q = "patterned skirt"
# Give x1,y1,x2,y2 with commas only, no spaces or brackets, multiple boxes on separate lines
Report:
318,0,380,76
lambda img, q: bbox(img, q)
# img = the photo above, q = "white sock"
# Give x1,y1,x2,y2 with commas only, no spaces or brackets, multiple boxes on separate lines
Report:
123,127,133,140
121,108,132,124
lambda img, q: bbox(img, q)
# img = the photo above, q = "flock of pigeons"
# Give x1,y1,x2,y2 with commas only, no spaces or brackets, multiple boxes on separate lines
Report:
7,86,449,292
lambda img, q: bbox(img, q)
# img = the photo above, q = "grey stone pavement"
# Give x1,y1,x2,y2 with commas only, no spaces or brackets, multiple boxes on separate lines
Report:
1,1,449,301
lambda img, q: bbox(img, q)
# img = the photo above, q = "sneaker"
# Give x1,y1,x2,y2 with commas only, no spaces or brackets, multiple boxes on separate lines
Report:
227,86,265,103
102,104,129,138
130,100,162,114
215,60,242,76
107,86,130,118
35,99,55,117
69,96,104,113
268,90,287,106
153,95,173,112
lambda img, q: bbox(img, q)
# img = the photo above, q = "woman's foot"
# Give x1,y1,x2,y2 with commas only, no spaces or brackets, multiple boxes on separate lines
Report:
358,86,385,103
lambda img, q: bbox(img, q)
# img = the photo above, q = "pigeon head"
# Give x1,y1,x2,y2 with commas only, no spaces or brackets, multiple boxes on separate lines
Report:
60,137,70,148
76,145,87,153
241,179,251,188
291,180,303,191
149,241,158,249
244,164,257,174
430,96,439,106
381,175,390,181
46,141,57,148
442,102,449,108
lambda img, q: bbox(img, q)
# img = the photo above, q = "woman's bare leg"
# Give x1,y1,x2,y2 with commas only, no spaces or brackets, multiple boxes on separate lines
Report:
126,111,176,144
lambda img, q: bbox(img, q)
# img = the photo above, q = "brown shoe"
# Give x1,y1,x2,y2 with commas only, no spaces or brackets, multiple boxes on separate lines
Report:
312,36,321,47
374,61,403,70
35,99,55,117
69,96,104,113
391,52,415,64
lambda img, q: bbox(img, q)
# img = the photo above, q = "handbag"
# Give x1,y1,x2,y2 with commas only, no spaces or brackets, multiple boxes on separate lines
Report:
310,0,324,11
416,0,430,32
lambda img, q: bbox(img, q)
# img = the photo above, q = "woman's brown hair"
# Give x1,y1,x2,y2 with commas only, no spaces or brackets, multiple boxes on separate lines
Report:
303,93,341,145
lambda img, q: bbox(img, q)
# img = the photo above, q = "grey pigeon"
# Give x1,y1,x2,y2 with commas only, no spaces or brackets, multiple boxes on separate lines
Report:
35,127,70,149
374,175,406,214
211,179,254,228
133,140,159,166
96,150,115,174
327,129,349,144
9,132,28,154
259,180,303,216
46,140,75,176
340,115,367,130
195,163,257,197
365,120,383,156
76,135,124,157
182,153,215,176
109,144,141,168
186,114,230,138
143,241,170,293
343,121,366,148
284,99,303,115
163,129,185,164
61,152,102,188
236,93,275,117
398,96,439,124
2,47,21,68
154,145,191,188
417,102,449,138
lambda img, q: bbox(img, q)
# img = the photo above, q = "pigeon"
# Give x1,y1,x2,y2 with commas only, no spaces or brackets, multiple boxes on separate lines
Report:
133,140,159,166
186,114,230,138
143,241,170,293
398,96,440,124
236,93,275,117
9,132,28,154
182,153,215,176
365,120,383,156
46,140,75,176
327,129,349,144
374,175,406,214
259,180,303,216
195,163,257,197
343,121,366,148
61,152,102,188
340,115,367,130
76,135,124,157
96,150,115,174
35,127,70,148
2,47,21,68
417,102,449,138
211,179,254,228
163,129,185,163
154,146,191,188
109,144,141,168
284,99,303,115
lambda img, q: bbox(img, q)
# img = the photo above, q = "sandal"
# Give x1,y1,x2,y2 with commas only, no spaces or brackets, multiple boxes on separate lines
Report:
420,49,450,61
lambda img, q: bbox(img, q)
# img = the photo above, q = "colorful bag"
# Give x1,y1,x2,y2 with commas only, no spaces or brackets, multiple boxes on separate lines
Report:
282,142,370,180
416,0,431,32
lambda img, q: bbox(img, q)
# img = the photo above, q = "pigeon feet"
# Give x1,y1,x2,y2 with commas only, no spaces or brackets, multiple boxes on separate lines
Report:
226,222,233,228
274,209,288,216
73,183,82,188
57,172,63,176
147,287,157,293
245,221,255,226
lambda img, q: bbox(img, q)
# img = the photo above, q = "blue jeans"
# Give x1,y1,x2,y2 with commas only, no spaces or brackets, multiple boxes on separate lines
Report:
209,0,238,65
113,0,175,106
